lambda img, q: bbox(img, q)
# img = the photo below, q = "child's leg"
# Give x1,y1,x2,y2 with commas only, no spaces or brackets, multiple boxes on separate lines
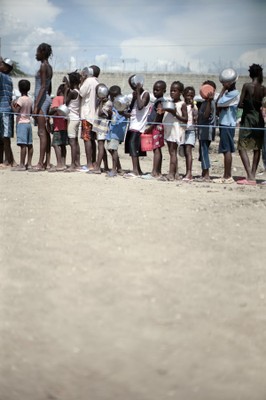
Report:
152,148,162,177
167,141,177,180
224,151,233,179
53,144,63,168
251,149,261,177
93,140,105,172
199,140,210,179
75,138,81,167
184,144,193,179
20,145,27,166
27,145,33,168
0,138,4,164
60,145,67,167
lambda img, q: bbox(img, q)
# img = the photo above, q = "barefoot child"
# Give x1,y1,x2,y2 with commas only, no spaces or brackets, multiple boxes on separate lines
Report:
213,69,239,184
162,81,188,181
49,84,68,171
142,80,166,179
124,75,150,178
64,71,81,172
88,84,112,174
11,79,33,170
180,86,198,181
106,85,129,177
196,80,217,182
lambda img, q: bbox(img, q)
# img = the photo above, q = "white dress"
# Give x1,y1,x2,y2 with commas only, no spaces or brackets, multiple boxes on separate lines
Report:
163,100,185,144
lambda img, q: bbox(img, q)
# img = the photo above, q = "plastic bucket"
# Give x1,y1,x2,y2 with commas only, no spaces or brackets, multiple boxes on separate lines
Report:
140,133,153,151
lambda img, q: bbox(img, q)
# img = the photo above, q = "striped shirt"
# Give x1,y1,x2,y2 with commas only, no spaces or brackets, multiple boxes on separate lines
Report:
0,72,13,112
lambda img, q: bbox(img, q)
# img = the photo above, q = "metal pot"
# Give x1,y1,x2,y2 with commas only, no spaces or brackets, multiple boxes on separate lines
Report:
96,83,109,99
130,74,144,88
162,99,175,111
113,95,130,111
57,104,69,117
219,68,238,84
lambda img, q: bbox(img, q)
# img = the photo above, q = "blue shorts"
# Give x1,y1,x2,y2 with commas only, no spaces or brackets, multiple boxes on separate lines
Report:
0,112,14,138
16,123,32,145
218,125,235,153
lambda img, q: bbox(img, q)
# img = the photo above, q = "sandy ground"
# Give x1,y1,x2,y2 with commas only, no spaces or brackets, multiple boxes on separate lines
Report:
0,127,266,400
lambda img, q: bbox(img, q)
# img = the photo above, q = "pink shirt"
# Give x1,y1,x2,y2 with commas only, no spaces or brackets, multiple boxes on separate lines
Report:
16,95,33,124
51,95,67,131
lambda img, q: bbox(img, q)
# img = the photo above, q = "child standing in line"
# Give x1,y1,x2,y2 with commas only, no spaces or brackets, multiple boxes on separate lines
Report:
213,71,239,184
196,80,217,182
63,71,81,172
49,84,68,171
161,81,188,181
124,75,150,178
180,86,198,181
142,80,166,179
106,85,129,177
11,79,33,171
88,85,112,174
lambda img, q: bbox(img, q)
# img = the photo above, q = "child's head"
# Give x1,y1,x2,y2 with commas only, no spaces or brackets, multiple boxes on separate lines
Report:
0,57,13,74
170,81,184,102
68,71,81,87
183,86,195,104
57,84,65,96
109,85,121,101
36,43,52,61
202,80,216,90
89,65,101,78
153,80,166,99
18,79,30,94
248,63,263,83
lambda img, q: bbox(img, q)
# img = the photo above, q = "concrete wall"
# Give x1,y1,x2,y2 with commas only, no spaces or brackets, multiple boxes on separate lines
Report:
12,72,249,98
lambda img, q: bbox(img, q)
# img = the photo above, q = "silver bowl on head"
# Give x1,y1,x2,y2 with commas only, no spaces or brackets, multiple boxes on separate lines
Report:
130,74,144,88
96,83,109,99
162,99,175,112
82,67,94,78
113,95,130,112
219,68,238,84
57,104,69,117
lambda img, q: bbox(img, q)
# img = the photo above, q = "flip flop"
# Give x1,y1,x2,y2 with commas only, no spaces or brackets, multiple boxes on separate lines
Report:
123,173,140,179
86,169,101,174
141,174,155,180
194,177,211,182
237,178,256,185
213,177,235,184
28,165,45,172
182,177,193,182
11,166,26,171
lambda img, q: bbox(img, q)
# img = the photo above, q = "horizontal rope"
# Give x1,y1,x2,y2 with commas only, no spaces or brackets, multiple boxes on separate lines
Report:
1,110,265,131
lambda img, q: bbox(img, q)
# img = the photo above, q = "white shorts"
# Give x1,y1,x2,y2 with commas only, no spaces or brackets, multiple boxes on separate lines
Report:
68,120,80,139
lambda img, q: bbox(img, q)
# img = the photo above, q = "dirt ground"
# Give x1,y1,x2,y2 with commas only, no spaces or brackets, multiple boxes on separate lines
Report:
0,127,266,400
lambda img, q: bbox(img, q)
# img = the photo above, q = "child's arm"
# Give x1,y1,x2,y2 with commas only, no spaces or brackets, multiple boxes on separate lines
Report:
136,84,150,110
11,100,21,114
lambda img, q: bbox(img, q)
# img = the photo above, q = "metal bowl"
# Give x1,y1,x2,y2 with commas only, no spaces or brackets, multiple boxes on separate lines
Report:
113,95,130,112
57,104,69,117
96,83,109,99
130,74,144,88
162,99,175,111
219,68,238,84
82,67,94,77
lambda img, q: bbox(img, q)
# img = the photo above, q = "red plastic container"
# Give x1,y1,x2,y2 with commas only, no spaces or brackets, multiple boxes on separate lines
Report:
140,133,153,151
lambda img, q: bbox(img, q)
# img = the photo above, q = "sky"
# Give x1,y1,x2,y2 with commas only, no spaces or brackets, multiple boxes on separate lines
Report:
0,0,266,75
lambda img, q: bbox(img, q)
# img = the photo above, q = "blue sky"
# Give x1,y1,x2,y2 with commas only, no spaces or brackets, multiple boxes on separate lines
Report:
1,0,266,75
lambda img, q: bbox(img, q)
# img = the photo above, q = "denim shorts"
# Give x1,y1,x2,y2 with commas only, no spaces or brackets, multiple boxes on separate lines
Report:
218,125,235,153
16,122,32,145
0,112,14,138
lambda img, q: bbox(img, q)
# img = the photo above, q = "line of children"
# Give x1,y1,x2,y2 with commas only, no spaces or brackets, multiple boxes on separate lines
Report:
8,65,266,184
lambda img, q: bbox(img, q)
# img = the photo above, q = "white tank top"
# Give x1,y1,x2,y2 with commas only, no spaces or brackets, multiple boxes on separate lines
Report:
129,90,150,133
68,89,80,120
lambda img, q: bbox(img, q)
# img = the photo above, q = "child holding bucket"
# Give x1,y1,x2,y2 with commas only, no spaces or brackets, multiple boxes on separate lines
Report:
124,75,150,178
141,80,166,179
161,81,188,181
